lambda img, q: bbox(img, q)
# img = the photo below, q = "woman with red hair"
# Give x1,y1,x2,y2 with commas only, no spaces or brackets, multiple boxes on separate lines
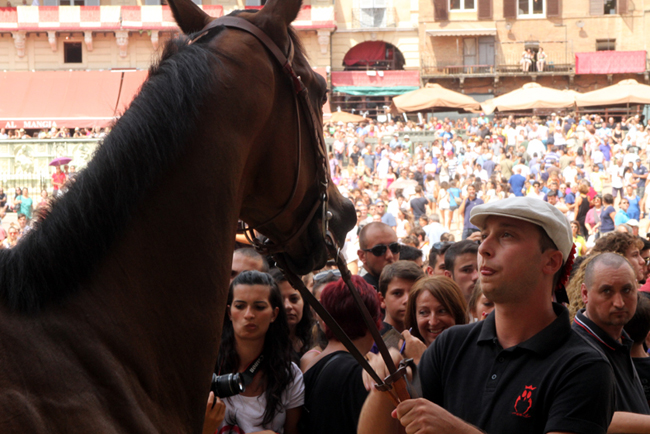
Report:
301,275,382,434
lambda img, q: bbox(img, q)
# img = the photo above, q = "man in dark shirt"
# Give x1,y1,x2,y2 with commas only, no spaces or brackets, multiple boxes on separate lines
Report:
357,222,400,290
574,252,650,432
409,185,429,221
458,183,484,240
359,197,615,434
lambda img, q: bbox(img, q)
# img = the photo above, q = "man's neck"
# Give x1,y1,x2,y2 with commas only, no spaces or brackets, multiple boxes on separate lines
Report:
384,316,404,333
583,311,624,342
494,297,557,349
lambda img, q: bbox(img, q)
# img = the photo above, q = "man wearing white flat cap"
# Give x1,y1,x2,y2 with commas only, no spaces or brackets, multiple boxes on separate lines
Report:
359,197,616,434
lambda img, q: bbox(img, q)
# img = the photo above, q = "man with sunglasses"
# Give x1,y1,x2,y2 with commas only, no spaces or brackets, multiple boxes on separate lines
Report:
357,222,401,290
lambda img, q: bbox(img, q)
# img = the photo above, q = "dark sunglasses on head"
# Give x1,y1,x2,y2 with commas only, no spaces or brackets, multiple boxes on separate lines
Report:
313,269,341,283
433,241,453,250
363,242,401,257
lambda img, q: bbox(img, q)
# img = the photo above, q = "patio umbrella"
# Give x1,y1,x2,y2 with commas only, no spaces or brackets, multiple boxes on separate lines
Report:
576,79,650,107
481,83,580,115
392,83,481,113
326,111,367,124
49,156,72,167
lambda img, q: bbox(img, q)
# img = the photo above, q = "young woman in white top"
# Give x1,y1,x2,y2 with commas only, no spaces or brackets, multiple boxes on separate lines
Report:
209,271,304,434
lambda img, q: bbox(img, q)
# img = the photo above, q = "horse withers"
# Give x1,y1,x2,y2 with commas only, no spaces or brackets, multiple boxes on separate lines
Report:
0,0,355,432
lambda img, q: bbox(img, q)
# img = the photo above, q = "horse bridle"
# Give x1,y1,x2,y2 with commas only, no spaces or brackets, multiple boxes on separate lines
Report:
190,16,412,404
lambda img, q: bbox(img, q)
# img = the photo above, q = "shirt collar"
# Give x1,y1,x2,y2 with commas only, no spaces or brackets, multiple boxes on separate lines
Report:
478,303,571,355
574,309,633,351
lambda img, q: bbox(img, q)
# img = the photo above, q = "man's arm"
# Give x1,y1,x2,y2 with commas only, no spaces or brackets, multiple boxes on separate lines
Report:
608,411,650,433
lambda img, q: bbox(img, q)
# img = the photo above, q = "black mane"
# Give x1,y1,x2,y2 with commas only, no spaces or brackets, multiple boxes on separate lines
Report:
1,35,225,313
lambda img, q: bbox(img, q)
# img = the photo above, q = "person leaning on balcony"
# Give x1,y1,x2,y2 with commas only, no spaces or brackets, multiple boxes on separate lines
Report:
537,47,547,71
521,49,532,72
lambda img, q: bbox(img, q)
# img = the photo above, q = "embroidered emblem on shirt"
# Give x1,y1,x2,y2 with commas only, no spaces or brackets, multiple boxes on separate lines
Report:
513,385,536,417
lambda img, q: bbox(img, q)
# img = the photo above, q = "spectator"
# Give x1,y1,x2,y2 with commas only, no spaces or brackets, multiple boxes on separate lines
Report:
443,239,479,303
357,222,400,290
377,260,425,333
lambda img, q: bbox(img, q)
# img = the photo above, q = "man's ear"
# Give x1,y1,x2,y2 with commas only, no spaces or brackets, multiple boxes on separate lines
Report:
581,283,589,305
425,265,434,276
378,292,386,310
444,269,453,279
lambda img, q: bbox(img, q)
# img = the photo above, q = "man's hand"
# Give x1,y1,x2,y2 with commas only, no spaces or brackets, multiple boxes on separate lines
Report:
467,231,482,243
400,329,427,365
393,399,482,434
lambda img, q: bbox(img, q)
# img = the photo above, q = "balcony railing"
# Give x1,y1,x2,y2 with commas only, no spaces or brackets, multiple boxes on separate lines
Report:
421,42,574,77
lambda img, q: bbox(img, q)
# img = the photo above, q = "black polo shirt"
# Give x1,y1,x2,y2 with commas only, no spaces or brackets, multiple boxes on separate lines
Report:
419,303,615,434
573,309,650,414
362,271,379,290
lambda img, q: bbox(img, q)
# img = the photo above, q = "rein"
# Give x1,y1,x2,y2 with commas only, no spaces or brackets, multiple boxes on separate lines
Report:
190,16,411,404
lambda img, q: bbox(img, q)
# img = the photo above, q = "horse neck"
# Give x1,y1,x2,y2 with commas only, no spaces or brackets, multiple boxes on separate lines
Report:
77,133,245,425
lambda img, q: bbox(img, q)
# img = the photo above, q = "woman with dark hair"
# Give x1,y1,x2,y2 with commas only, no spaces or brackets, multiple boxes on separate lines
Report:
270,268,313,363
302,275,382,434
574,181,590,236
212,270,304,434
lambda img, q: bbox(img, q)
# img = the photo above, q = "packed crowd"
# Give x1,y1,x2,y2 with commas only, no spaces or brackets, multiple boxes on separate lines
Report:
0,126,111,140
202,111,650,434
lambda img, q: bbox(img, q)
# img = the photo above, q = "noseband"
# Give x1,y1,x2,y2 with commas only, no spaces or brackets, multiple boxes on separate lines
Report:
190,16,412,404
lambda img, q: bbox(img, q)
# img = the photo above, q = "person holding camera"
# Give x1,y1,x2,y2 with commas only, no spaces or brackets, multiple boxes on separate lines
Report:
206,270,304,434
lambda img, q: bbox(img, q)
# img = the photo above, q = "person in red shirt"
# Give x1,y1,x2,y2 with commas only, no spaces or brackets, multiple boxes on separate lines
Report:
51,166,67,197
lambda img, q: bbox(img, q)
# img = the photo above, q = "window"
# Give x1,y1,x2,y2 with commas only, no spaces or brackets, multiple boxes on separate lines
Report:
518,0,544,16
450,0,475,11
245,0,266,6
43,0,98,4
359,0,388,27
596,39,615,51
64,42,82,64
59,0,84,4
590,0,627,15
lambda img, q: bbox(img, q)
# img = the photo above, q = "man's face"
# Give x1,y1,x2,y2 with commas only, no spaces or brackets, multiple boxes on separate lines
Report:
581,262,637,340
467,186,476,199
358,226,399,277
375,203,385,216
625,246,646,282
230,251,264,283
18,215,26,228
381,277,414,330
478,217,559,304
548,195,558,205
447,252,479,302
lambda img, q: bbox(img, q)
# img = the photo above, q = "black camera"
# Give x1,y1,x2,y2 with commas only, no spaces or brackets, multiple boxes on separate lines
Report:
210,373,245,398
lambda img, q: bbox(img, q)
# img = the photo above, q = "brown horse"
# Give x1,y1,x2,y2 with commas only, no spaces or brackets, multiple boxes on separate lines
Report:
0,0,355,432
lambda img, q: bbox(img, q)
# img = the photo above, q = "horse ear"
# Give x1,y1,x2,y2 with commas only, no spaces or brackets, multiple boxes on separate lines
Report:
261,0,303,27
167,0,212,35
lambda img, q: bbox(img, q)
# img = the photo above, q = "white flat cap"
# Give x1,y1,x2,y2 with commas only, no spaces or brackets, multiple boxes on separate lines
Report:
470,197,573,264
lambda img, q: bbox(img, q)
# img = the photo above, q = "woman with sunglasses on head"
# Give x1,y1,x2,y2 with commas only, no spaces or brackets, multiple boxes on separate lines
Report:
270,268,313,364
209,271,304,434
301,276,382,434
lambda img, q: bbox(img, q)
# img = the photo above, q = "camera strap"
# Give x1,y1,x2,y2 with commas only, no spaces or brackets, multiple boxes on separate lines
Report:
240,354,264,387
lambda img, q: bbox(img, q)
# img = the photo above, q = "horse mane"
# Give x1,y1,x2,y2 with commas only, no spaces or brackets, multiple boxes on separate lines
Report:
0,34,227,313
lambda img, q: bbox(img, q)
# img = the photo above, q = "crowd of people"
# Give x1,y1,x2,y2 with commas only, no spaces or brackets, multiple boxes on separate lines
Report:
200,111,650,434
0,126,110,140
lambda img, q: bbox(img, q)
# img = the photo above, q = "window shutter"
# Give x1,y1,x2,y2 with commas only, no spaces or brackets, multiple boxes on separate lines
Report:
477,0,492,19
546,0,560,16
434,0,448,21
618,0,628,14
590,0,604,15
503,0,516,19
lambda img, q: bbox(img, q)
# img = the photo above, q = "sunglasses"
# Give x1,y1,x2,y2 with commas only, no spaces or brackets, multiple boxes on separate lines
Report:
313,269,341,283
433,241,453,250
363,242,401,257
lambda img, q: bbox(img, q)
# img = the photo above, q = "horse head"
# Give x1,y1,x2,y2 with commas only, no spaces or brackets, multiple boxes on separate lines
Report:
169,0,356,275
